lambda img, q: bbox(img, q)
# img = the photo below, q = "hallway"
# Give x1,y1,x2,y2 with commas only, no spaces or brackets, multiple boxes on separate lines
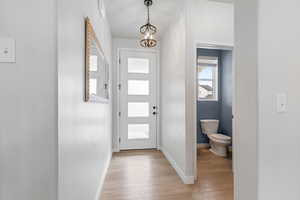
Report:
100,149,233,200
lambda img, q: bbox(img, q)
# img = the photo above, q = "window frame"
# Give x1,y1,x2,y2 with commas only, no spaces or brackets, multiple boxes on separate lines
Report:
197,56,219,102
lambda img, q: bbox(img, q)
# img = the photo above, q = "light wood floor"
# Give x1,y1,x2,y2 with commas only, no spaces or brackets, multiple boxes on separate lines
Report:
100,148,233,200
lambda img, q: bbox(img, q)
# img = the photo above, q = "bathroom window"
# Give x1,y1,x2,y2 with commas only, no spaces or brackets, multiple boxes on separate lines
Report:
197,56,218,101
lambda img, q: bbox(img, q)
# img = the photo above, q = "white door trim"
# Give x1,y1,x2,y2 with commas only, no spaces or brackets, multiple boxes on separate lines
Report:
193,41,235,189
115,48,160,151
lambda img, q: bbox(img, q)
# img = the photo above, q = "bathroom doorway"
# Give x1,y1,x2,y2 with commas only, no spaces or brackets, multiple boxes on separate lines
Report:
195,43,234,199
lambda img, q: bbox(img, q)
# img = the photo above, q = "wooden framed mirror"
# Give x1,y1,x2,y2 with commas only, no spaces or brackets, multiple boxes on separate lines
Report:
85,17,109,103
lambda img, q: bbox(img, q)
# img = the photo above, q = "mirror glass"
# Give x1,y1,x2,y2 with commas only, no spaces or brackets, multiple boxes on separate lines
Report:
85,18,109,103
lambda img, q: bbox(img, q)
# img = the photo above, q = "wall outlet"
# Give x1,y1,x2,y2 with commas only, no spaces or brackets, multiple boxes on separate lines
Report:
0,38,15,63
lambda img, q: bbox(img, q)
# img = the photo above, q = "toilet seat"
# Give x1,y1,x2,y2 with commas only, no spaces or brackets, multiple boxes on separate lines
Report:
208,133,231,143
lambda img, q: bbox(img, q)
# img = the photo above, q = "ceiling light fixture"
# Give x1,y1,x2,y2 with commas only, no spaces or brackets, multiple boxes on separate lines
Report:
140,0,157,48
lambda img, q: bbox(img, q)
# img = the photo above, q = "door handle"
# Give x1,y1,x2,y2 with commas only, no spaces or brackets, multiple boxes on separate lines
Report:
152,111,157,115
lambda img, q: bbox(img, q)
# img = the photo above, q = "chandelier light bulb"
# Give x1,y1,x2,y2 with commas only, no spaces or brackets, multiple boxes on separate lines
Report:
146,31,150,38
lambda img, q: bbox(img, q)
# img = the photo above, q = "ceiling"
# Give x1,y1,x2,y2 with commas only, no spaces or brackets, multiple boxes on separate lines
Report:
104,0,184,39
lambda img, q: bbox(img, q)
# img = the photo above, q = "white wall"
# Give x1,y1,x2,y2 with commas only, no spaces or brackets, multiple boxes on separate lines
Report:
187,0,234,45
159,0,234,182
111,38,159,151
236,0,300,199
185,0,234,178
0,1,58,200
160,12,187,180
234,0,258,200
257,0,300,199
57,0,112,199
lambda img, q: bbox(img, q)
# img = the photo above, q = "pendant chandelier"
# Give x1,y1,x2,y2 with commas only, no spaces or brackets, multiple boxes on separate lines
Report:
140,0,157,48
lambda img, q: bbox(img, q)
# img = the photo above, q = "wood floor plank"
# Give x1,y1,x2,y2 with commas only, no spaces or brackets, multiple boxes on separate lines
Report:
100,149,233,200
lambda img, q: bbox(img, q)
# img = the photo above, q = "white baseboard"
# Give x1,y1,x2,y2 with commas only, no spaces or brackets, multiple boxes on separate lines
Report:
160,147,194,184
197,143,210,149
94,151,112,200
112,148,120,153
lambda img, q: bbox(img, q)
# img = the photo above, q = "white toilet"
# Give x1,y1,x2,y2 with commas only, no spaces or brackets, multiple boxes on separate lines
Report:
200,119,231,157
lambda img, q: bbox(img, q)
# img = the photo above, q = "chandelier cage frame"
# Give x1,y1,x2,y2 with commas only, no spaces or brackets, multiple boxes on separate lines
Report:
140,0,157,48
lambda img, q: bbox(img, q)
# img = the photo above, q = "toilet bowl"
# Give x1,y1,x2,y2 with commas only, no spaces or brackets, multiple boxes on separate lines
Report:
200,120,231,157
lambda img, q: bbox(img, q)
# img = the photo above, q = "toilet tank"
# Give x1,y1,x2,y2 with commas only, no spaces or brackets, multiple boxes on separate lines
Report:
200,120,219,134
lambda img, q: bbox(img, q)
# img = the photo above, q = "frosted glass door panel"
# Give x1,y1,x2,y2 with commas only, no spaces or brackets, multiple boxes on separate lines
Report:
128,102,149,117
128,58,149,74
128,80,149,95
128,124,150,139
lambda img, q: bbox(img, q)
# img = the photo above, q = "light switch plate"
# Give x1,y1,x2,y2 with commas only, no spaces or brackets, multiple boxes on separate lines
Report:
0,38,16,63
276,93,287,113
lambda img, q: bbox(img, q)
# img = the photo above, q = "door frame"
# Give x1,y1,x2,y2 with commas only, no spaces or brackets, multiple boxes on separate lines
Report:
115,48,160,152
193,41,235,186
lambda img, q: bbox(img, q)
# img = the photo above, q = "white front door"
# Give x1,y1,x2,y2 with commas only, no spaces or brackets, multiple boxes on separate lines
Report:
119,49,158,150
